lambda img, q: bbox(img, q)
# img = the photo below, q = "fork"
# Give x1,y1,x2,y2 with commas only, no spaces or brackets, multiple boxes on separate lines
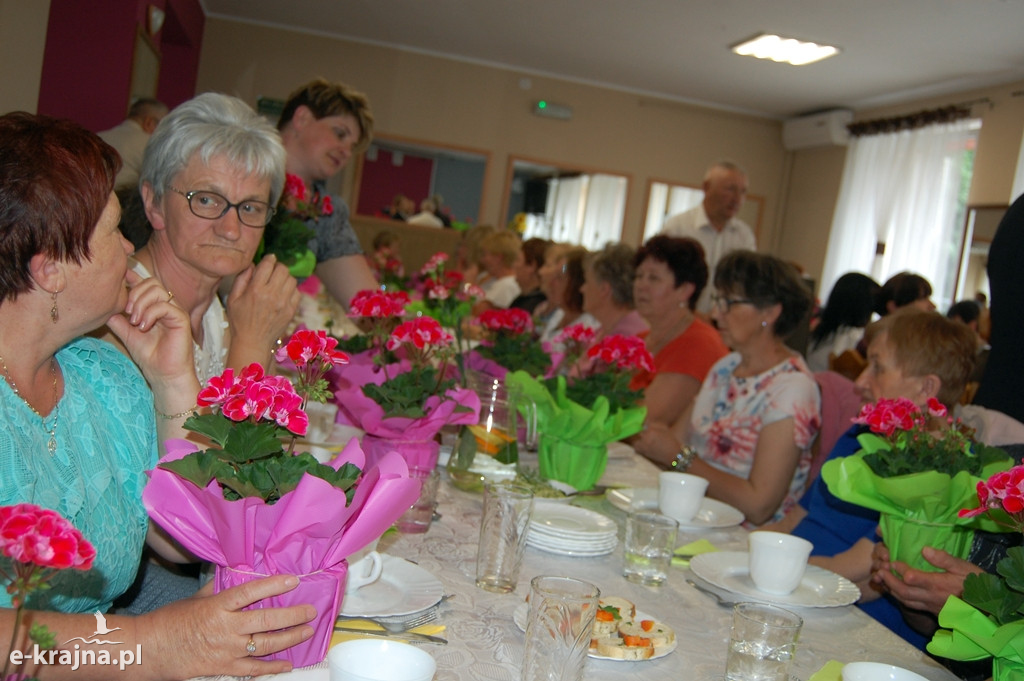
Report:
686,578,739,608
336,607,439,633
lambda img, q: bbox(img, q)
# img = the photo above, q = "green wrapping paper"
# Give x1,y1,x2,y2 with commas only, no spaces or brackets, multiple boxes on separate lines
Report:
820,451,1012,572
506,371,646,491
929,596,1024,670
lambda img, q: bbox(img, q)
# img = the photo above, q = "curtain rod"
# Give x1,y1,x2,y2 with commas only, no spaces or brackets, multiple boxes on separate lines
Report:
847,105,972,137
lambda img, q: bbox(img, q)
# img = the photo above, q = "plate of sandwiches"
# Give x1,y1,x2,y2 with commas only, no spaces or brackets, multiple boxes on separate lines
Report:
514,595,677,661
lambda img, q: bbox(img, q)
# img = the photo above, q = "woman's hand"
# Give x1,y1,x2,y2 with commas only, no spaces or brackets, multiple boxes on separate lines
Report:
139,574,316,680
225,255,301,369
107,270,198,411
871,545,983,614
632,423,682,468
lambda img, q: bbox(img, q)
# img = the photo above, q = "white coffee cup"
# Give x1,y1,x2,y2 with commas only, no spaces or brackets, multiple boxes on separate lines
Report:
841,662,930,681
658,471,709,523
328,638,436,681
345,539,383,594
748,531,813,595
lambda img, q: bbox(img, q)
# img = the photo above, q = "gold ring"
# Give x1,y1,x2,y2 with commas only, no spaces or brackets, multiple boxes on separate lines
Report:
246,637,257,655
167,290,175,303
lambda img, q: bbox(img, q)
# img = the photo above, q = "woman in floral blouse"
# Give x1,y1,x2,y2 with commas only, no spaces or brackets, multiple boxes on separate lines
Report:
634,250,821,525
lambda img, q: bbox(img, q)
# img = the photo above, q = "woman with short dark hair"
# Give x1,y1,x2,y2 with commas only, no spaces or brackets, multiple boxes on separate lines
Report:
635,250,821,526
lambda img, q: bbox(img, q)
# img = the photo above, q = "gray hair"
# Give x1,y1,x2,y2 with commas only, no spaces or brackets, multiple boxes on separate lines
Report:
140,93,286,204
586,242,638,307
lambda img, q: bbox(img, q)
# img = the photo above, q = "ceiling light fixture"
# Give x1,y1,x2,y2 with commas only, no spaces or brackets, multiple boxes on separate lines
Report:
731,33,839,66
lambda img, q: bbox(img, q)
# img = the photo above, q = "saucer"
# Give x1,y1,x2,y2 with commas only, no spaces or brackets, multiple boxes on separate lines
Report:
689,551,859,608
607,489,744,528
513,604,677,661
339,554,445,617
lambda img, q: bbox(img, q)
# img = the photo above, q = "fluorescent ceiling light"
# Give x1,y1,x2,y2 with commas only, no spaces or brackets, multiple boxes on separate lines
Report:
731,33,839,66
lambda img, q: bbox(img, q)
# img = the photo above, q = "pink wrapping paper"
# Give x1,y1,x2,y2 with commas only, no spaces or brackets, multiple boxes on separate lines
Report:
464,351,508,381
329,358,480,460
361,434,440,469
143,438,421,667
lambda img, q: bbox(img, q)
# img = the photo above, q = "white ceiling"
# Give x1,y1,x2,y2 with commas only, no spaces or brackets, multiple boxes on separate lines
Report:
203,0,1024,120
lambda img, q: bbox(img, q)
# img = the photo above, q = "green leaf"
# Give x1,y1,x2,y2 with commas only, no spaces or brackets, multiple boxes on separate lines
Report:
221,421,290,463
183,412,235,447
961,547,1024,626
362,367,455,419
158,449,232,489
476,334,551,376
29,622,57,649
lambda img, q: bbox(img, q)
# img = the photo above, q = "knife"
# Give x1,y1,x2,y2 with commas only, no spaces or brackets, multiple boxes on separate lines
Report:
332,626,448,645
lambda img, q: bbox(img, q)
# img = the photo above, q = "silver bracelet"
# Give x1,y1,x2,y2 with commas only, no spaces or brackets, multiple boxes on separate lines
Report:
670,446,697,472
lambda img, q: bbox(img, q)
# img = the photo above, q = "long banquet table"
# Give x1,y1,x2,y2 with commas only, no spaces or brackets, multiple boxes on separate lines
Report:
203,442,960,681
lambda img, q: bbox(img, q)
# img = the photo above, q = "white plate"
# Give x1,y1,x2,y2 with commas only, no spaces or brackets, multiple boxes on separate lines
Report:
689,551,859,608
526,538,618,557
339,554,445,617
513,604,677,661
607,489,745,529
530,502,618,538
527,533,618,550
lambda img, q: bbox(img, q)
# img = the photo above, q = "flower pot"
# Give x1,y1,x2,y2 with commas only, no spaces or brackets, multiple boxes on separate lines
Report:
537,434,608,492
216,562,347,667
361,434,440,470
879,513,974,573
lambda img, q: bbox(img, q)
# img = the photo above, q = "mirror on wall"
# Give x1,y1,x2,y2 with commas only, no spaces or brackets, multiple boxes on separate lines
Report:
352,136,489,227
954,204,1006,304
503,156,629,250
641,179,765,244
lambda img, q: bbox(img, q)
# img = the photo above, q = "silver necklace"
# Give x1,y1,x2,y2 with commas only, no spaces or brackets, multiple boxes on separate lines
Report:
0,353,59,455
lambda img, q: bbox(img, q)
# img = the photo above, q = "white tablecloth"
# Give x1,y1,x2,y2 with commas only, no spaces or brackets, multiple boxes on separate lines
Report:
200,442,960,681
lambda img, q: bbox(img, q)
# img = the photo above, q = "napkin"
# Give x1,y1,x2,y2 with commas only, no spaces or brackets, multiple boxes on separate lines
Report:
671,538,719,567
329,621,447,646
807,660,845,681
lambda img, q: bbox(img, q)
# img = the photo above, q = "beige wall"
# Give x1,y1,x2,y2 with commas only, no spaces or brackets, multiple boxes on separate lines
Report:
195,18,788,249
0,0,50,114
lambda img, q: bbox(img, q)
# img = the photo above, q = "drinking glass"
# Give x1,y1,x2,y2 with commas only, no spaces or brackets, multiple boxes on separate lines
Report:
521,576,600,681
475,482,534,592
623,512,678,586
396,467,439,534
725,602,803,681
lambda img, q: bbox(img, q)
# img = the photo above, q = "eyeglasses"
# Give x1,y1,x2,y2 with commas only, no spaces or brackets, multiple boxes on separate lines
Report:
169,187,274,228
711,293,755,311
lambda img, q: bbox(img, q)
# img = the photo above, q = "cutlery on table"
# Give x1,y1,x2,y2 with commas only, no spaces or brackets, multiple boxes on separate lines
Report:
686,578,739,608
335,607,439,633
332,627,448,645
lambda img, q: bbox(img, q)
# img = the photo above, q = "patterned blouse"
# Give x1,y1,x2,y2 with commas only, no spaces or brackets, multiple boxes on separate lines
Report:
689,352,821,524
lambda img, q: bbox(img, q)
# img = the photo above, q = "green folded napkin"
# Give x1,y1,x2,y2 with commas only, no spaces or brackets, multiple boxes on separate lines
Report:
671,538,719,567
808,660,845,681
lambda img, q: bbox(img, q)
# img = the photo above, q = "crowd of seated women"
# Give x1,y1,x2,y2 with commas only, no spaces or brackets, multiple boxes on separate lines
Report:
5,81,1024,680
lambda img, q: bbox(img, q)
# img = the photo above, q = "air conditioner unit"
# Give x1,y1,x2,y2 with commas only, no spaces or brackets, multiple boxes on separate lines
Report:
782,109,853,150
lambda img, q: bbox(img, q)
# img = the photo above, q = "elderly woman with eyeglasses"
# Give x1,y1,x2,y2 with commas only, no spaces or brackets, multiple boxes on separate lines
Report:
125,93,300,382
634,250,821,526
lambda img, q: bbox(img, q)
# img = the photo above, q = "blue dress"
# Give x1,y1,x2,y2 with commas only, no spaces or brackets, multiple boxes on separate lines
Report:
792,425,928,650
0,338,157,613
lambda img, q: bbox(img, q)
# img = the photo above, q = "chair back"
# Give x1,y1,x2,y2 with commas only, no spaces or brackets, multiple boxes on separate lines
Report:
809,371,863,484
828,348,867,382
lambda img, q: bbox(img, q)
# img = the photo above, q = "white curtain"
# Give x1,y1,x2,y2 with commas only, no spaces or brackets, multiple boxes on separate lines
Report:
820,119,979,310
642,184,703,242
580,174,627,249
522,174,626,248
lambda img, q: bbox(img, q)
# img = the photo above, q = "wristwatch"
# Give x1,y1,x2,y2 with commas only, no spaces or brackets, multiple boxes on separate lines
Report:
670,446,697,472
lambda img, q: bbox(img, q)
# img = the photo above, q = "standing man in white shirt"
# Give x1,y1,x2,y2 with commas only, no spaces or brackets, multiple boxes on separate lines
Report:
97,97,168,190
661,160,755,314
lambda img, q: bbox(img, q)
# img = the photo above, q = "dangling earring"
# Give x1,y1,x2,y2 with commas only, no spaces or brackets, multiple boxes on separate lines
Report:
50,290,59,324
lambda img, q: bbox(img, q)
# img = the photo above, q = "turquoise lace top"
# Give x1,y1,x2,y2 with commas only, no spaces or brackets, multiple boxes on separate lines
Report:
0,338,157,613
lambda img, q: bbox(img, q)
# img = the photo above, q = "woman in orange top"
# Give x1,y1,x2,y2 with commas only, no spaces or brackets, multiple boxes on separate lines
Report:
630,236,728,426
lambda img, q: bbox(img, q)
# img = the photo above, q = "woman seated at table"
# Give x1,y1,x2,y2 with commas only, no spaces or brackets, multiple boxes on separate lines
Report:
0,112,313,679
628,236,727,426
580,243,648,341
127,93,300,382
767,310,1024,651
471,229,522,314
805,271,880,373
536,244,597,344
634,250,820,526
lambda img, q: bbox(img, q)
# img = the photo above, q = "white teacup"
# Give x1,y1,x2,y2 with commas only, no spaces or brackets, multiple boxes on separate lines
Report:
328,638,436,681
841,662,930,681
748,531,813,595
345,540,383,594
658,471,709,523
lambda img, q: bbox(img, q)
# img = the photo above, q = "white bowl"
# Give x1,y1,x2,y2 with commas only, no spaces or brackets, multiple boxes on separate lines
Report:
328,639,436,681
841,662,930,681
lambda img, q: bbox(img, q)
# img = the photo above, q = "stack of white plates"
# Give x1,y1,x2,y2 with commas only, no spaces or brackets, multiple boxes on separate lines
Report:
526,502,618,557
